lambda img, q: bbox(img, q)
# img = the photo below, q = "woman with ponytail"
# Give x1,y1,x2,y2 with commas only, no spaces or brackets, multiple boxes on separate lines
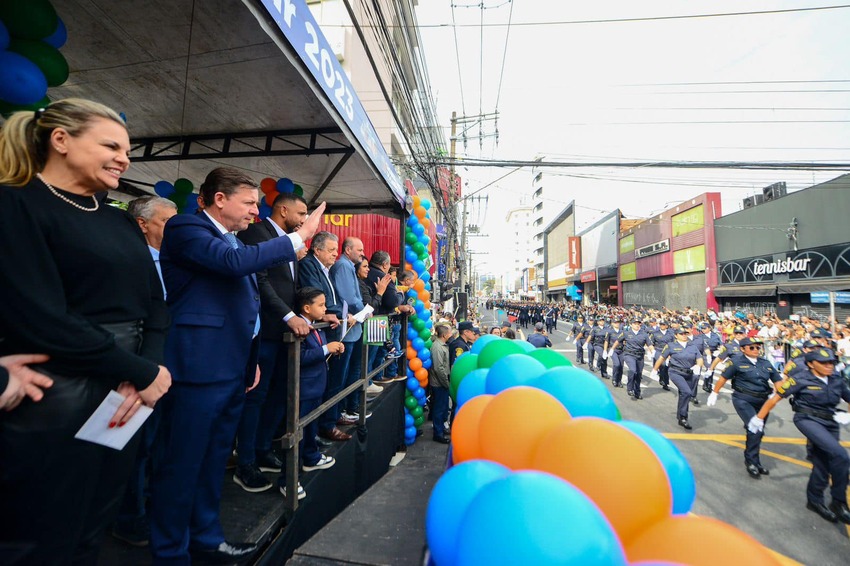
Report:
0,99,172,564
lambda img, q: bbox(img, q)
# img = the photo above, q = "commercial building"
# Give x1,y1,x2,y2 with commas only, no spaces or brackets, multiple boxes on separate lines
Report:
713,175,850,319
504,204,533,297
618,194,722,310
575,210,622,305
543,203,577,302
530,164,562,298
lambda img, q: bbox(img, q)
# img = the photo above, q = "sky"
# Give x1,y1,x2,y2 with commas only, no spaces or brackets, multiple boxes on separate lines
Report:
412,1,850,278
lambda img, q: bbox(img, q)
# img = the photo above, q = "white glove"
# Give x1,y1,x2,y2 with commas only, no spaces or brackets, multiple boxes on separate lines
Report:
747,415,764,434
650,370,659,379
602,350,608,360
834,412,850,426
701,370,712,379
607,349,614,359
707,392,718,407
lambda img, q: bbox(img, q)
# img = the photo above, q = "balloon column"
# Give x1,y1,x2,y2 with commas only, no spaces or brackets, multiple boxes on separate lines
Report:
259,177,304,219
427,341,782,566
0,0,69,116
401,196,434,446
154,178,199,214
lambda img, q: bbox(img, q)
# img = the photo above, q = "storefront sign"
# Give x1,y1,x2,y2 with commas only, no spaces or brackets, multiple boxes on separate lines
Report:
260,0,405,202
752,257,811,276
580,271,596,283
811,291,850,304
635,239,670,259
568,237,582,269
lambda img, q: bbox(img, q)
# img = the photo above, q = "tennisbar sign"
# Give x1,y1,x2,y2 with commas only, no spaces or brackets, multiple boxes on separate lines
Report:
752,257,811,276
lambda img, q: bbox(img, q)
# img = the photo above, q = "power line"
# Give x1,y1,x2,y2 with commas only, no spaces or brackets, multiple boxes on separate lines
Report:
424,157,850,171
451,2,467,117
494,0,513,113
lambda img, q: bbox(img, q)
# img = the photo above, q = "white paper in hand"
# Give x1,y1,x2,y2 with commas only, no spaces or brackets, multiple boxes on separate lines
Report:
75,390,153,450
353,305,374,324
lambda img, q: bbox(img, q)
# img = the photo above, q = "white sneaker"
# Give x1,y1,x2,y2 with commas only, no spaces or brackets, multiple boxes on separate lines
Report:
302,454,336,472
279,482,306,500
366,383,383,395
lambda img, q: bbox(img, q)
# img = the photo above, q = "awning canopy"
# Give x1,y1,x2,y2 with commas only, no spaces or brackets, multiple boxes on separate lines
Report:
777,279,850,294
713,284,777,297
50,0,405,214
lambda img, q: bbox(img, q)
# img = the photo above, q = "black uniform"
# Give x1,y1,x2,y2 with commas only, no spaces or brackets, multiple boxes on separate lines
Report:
775,363,850,508
661,340,703,423
606,325,626,387
573,321,591,364
722,353,782,470
448,336,470,367
589,322,609,377
621,328,653,399
651,328,675,388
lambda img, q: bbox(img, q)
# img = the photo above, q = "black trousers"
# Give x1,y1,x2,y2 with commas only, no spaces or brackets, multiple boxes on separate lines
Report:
0,323,144,566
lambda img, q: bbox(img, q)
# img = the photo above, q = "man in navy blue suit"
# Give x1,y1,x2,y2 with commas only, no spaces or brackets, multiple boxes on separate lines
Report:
149,167,325,564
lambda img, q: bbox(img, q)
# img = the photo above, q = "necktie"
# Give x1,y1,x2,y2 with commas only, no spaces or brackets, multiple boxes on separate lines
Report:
313,329,322,346
223,233,261,337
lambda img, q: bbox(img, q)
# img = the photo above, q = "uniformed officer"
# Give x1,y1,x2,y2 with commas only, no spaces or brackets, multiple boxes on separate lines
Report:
783,340,819,379
652,326,704,429
651,320,675,390
605,319,626,388
693,321,723,392
708,337,782,478
448,321,477,367
705,325,747,382
750,348,850,523
589,318,609,378
572,315,590,365
612,319,653,400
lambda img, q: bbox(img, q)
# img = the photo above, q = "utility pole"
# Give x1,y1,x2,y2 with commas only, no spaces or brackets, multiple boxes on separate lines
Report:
459,194,468,292
448,112,458,288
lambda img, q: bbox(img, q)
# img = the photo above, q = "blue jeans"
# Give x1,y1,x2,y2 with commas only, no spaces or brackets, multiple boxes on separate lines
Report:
431,386,449,439
386,322,402,376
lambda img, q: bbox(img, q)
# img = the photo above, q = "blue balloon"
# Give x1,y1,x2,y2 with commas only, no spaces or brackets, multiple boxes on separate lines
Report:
420,271,431,282
407,216,419,227
42,17,67,49
406,288,418,301
406,377,419,391
456,368,489,409
620,421,696,515
420,309,431,320
413,260,426,273
0,51,48,104
424,319,433,329
414,301,425,314
455,472,627,566
424,282,432,291
412,337,425,351
470,334,500,354
418,348,431,361
407,368,415,379
258,202,272,219
425,460,511,566
405,249,418,264
154,180,175,198
412,223,425,237
421,198,432,210
414,386,426,399
514,339,536,353
422,358,432,369
405,437,415,446
276,178,294,193
0,21,9,50
530,367,618,420
404,426,417,439
485,354,547,395
404,414,414,427
183,193,199,214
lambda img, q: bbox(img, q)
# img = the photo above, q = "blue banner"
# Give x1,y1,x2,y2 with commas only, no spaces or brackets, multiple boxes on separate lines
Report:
258,0,405,203
811,291,850,304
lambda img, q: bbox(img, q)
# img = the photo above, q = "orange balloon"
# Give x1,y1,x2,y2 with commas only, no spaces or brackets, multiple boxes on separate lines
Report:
424,301,431,309
530,418,672,544
421,218,430,229
415,206,427,219
412,195,421,208
405,262,414,272
419,290,431,302
260,177,277,195
452,395,494,463
264,191,279,207
409,358,423,372
626,515,780,566
418,377,429,388
406,347,417,360
413,279,425,292
478,387,571,470
415,367,428,381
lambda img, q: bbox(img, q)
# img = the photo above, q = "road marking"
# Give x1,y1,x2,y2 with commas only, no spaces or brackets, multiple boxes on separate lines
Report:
663,432,850,448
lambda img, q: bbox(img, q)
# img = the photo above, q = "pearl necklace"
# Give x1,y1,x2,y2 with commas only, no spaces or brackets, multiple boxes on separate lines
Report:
37,173,99,212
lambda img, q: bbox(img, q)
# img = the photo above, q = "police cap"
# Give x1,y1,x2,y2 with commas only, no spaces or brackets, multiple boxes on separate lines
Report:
698,322,711,330
733,326,747,334
738,337,762,347
659,319,668,326
802,340,819,349
458,321,475,333
811,328,833,339
805,348,838,363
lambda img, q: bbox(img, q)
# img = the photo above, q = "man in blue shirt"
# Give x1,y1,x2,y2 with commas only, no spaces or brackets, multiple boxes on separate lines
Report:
527,322,553,348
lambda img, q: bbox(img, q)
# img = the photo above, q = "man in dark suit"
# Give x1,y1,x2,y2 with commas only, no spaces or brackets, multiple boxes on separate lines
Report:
298,231,351,442
149,167,324,564
365,251,414,380
232,192,310,493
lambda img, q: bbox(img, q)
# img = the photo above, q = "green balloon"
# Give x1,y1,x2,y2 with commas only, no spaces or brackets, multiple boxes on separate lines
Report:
419,328,431,340
9,39,69,87
0,0,57,40
0,95,50,118
412,242,425,255
527,348,573,369
425,339,433,349
412,318,426,332
413,415,425,427
405,231,418,245
293,184,304,197
477,340,525,369
614,406,622,421
404,395,418,410
174,178,194,195
449,353,479,400
411,405,423,418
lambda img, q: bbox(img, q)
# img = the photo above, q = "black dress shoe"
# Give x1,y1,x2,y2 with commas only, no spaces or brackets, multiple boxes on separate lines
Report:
627,390,635,397
829,501,850,524
255,450,283,473
807,501,838,522
756,465,769,475
746,464,761,479
678,418,692,430
691,398,700,406
662,385,671,391
433,436,450,444
192,541,258,564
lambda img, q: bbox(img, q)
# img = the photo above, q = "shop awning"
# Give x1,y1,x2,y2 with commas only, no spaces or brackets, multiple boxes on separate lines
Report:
712,284,777,297
776,279,850,294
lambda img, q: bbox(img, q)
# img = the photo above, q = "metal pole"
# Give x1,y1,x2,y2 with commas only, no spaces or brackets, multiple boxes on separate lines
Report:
829,291,836,335
398,212,408,379
595,268,600,305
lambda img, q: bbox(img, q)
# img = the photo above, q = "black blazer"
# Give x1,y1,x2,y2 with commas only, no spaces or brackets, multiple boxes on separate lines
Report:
238,219,298,342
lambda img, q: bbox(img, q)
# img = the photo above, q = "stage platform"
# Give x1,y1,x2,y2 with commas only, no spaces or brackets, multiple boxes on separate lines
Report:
99,381,439,565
